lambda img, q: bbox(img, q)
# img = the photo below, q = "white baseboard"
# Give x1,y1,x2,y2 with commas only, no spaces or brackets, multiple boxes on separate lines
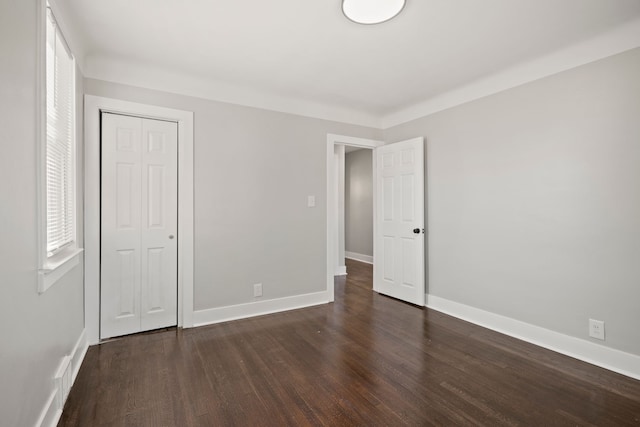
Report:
36,328,89,427
34,390,59,427
345,251,373,264
193,291,329,327
70,329,89,385
334,265,347,276
426,295,640,381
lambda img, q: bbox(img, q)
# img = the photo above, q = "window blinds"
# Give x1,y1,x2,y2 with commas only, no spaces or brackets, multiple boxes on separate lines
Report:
46,7,75,256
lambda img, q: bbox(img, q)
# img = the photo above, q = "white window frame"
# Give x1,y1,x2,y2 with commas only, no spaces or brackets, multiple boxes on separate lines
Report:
37,0,82,293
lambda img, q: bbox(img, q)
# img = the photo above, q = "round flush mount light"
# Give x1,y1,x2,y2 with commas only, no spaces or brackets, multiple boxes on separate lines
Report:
342,0,406,25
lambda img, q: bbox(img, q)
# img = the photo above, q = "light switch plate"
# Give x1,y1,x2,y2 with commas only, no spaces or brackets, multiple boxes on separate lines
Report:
307,195,316,208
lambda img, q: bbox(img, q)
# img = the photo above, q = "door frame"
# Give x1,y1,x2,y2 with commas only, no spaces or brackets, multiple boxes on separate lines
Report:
326,134,383,302
84,95,194,345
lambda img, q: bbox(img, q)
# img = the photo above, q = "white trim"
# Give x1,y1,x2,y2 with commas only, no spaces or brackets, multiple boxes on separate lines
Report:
345,251,373,264
335,144,346,277
36,0,47,291
193,291,329,327
54,356,71,415
84,95,195,345
426,295,640,381
327,134,383,302
334,266,347,276
34,389,58,427
69,329,89,384
34,329,88,427
84,55,380,129
382,19,640,128
80,20,640,130
37,248,83,294
327,133,382,148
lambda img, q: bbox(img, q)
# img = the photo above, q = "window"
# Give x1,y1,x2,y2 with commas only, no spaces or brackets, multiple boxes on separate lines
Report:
38,2,81,293
46,6,75,256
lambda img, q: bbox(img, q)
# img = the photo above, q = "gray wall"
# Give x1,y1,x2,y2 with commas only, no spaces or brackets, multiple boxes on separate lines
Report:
384,48,640,357
0,2,85,425
345,149,373,257
84,79,381,310
3,5,637,423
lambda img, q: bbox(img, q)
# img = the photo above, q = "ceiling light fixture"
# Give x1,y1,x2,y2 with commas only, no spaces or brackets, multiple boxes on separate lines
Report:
342,0,406,25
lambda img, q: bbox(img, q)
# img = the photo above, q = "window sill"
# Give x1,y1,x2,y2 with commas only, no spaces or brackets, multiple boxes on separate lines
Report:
38,247,84,294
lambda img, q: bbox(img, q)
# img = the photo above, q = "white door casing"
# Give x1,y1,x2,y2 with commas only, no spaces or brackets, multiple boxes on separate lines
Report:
100,113,178,339
326,134,383,302
335,144,347,276
85,95,194,345
374,137,425,305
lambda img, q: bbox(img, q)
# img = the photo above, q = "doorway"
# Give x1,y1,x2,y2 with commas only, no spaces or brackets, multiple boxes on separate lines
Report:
344,146,374,267
326,134,426,306
326,134,381,301
84,95,195,345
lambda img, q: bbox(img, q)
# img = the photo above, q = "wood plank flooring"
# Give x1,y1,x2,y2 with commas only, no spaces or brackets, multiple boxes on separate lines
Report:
60,259,640,426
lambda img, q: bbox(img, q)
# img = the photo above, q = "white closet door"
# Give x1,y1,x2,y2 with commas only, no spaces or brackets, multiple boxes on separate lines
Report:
101,113,178,339
374,137,425,306
139,118,178,331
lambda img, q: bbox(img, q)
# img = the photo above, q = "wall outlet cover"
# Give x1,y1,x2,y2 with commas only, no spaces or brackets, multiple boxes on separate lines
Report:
253,283,263,297
589,319,605,340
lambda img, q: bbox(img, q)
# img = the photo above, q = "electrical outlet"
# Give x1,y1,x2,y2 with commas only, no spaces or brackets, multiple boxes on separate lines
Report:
589,319,605,340
253,283,263,297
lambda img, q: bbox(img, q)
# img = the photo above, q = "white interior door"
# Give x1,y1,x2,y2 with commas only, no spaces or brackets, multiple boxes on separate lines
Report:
101,113,178,339
374,137,425,305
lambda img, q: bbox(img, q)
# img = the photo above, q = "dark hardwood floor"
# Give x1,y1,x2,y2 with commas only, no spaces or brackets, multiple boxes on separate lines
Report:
60,259,640,426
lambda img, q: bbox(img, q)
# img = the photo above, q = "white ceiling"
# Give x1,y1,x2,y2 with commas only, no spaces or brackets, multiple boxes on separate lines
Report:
55,0,640,127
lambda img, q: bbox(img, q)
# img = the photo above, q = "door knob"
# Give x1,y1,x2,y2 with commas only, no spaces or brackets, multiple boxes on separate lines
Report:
169,235,175,239
413,228,420,234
